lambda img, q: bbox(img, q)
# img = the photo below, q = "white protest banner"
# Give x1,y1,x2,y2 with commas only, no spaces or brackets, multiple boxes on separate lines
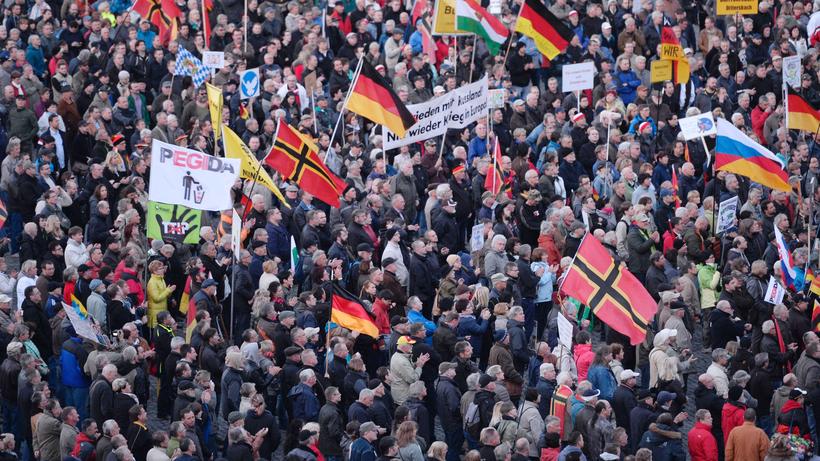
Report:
383,76,488,150
239,68,260,99
149,140,240,211
202,51,225,69
716,196,738,234
63,302,104,344
557,312,574,349
232,209,241,260
783,55,801,88
765,276,786,305
562,61,596,93
470,224,485,252
679,112,717,141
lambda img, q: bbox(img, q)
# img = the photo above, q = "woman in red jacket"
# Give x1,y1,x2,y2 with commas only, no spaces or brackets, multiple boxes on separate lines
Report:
721,386,747,445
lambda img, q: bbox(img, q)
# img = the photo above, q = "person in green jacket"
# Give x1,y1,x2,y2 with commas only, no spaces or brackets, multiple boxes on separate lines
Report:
697,253,721,348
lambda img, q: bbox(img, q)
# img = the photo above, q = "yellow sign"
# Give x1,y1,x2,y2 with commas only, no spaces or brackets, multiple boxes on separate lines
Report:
651,60,672,83
660,44,684,61
716,0,758,15
206,83,223,142
222,125,289,208
432,0,469,35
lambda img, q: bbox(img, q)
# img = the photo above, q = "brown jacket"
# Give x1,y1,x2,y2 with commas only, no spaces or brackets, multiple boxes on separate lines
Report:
726,421,770,461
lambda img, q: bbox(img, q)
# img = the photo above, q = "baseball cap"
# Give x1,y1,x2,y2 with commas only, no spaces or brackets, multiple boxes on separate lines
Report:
279,310,296,320
791,388,808,399
657,391,676,405
397,336,416,346
89,279,104,291
620,369,640,381
201,278,217,288
478,374,494,388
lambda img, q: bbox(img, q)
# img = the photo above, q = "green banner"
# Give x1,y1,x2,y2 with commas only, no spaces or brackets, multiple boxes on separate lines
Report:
146,201,202,244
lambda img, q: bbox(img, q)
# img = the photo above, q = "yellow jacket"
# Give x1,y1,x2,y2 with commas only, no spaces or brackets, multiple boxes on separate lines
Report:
146,273,174,327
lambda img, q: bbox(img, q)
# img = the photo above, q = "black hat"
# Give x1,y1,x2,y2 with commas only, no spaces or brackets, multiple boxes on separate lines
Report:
637,389,653,400
298,429,317,443
478,374,494,388
382,257,397,267
367,378,383,390
284,346,302,357
356,243,374,253
390,315,408,327
383,227,400,241
178,380,195,391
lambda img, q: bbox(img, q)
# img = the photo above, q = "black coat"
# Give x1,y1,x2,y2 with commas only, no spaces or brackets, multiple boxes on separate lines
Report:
89,377,114,426
408,253,436,307
22,299,52,360
347,401,371,424
709,309,745,349
244,408,280,458
435,376,462,431
113,392,137,432
629,402,657,452
231,263,254,314
226,441,254,461
612,384,637,430
126,422,152,461
317,402,345,456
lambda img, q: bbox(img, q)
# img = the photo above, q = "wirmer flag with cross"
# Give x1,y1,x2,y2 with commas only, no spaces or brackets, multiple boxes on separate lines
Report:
560,233,658,345
264,122,347,207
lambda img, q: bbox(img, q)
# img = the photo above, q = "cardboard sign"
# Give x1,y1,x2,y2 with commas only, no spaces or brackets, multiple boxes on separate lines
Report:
202,51,225,69
650,60,672,83
562,62,596,93
783,55,801,88
765,276,786,305
716,0,758,15
716,196,738,235
679,112,717,141
488,89,506,109
239,68,260,100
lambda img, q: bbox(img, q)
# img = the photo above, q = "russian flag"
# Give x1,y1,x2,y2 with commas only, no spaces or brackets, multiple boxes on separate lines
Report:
775,226,797,289
715,118,791,192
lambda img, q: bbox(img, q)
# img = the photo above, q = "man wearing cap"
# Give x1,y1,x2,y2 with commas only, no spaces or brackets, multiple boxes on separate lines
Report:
435,362,462,461
86,279,107,330
349,422,380,461
389,336,429,406
776,388,811,439
9,94,37,152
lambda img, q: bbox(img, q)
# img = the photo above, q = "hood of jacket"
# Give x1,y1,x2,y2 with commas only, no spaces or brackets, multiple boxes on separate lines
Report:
780,399,803,415
574,343,592,360
649,422,681,439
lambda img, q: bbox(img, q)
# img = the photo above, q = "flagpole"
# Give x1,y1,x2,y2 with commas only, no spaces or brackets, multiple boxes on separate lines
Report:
501,7,522,69
328,58,364,160
557,230,588,294
468,34,477,83
243,0,248,54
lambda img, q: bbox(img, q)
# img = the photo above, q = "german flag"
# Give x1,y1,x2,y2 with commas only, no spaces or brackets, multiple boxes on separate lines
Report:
810,274,820,296
239,193,253,220
484,138,504,196
813,299,820,332
515,0,574,60
560,234,658,345
265,122,347,207
331,281,379,338
347,60,416,138
787,87,820,133
179,276,198,342
671,165,680,209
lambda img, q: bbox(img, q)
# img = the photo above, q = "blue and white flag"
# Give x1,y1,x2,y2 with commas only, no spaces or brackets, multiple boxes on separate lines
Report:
175,47,210,88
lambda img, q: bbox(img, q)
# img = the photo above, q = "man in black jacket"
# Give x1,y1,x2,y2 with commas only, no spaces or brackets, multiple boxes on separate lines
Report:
89,364,117,426
0,342,21,437
516,245,543,340
231,250,255,345
317,387,344,459
408,240,436,310
244,394,280,460
436,362,463,461
612,370,639,432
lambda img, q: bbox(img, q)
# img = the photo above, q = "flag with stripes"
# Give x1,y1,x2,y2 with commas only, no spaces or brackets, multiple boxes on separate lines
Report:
175,47,211,87
331,281,379,337
560,234,657,345
455,0,509,54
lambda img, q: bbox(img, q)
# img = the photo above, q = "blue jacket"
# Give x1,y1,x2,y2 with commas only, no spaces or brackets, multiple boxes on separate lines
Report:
587,364,618,401
638,423,685,461
651,163,672,191
468,136,488,164
408,310,436,343
60,338,90,388
289,382,320,422
25,45,45,77
349,438,377,461
535,376,556,418
628,115,657,137
614,69,641,105
266,222,290,262
409,30,423,54
531,261,555,303
457,314,489,353
558,445,588,461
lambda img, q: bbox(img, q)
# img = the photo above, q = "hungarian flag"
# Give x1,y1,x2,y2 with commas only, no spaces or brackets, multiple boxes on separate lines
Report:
132,0,181,44
265,122,347,207
455,0,509,54
560,234,657,345
331,281,379,338
787,87,820,133
659,27,690,84
347,60,417,137
515,0,574,60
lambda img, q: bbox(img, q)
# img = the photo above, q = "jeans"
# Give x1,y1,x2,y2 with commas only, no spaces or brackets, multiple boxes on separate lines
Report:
1,398,18,439
445,426,464,461
758,414,774,436
65,386,89,421
535,301,551,342
522,298,535,340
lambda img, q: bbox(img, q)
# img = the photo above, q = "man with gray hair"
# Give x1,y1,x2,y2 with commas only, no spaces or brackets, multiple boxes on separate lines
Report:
707,348,731,398
89,363,118,426
289,369,320,422
347,388,374,424
485,234,508,278
96,419,120,461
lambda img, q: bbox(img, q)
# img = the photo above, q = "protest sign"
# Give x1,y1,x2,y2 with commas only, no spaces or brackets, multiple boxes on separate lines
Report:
765,276,786,304
383,76,489,150
149,140,240,211
716,0,758,15
202,51,225,69
562,62,596,93
432,0,469,35
679,112,717,141
146,201,202,244
716,196,738,234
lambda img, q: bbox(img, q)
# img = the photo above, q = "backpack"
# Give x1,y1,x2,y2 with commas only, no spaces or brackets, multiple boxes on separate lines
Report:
464,401,482,439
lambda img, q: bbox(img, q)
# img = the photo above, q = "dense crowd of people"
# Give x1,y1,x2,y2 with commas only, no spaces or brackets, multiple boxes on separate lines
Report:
0,0,816,460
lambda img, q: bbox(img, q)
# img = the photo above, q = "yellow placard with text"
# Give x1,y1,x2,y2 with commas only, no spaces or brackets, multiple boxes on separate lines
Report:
651,60,672,83
432,0,470,35
716,0,758,15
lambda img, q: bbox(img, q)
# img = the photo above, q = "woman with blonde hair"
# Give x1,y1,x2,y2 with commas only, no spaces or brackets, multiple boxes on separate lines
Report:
654,356,686,414
426,441,447,461
396,421,425,461
258,260,279,292
146,260,176,328
251,289,271,324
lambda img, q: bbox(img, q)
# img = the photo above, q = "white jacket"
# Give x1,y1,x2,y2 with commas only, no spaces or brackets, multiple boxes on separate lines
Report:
64,239,89,270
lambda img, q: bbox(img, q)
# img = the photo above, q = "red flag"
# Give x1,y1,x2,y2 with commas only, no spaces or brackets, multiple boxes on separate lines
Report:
239,193,253,220
265,122,346,207
484,138,504,196
560,235,658,345
132,0,181,44
418,23,437,65
671,165,680,209
411,0,428,29
202,0,213,49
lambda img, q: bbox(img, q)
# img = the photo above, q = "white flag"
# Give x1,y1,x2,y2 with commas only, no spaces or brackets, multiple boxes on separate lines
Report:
149,140,240,211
